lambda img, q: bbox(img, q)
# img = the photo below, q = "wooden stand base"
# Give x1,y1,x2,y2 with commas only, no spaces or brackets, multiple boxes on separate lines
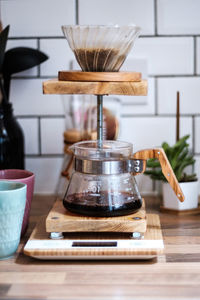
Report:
46,198,147,234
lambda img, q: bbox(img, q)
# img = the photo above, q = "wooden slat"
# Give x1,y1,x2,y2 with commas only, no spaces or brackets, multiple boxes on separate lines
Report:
58,71,142,82
45,198,146,233
43,79,147,95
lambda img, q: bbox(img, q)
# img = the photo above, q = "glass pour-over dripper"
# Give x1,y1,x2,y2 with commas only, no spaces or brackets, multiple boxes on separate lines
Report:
62,25,141,72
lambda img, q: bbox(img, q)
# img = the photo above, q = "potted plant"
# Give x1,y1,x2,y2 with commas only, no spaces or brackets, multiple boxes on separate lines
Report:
145,135,199,210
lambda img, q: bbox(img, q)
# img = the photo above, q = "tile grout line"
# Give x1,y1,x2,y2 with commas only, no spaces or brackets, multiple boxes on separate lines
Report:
152,74,200,78
16,114,200,118
7,35,200,40
154,0,158,36
17,115,65,118
38,116,42,156
26,154,64,158
121,114,200,118
155,77,158,115
194,36,197,75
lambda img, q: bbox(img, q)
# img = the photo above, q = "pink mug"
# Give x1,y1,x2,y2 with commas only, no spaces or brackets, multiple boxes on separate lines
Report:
0,169,35,236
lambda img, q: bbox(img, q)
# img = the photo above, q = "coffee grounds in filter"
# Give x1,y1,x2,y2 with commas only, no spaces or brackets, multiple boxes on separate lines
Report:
74,48,126,72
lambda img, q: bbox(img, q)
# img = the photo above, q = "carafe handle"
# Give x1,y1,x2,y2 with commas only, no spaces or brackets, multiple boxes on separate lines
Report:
132,148,184,202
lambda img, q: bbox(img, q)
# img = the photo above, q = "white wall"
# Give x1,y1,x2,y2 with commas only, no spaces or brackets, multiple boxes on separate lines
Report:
1,0,200,194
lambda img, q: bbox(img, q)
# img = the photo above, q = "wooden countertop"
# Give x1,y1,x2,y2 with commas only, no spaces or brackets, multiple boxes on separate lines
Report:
1,194,200,299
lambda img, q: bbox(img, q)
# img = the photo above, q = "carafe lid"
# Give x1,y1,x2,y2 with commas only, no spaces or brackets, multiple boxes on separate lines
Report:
72,140,133,160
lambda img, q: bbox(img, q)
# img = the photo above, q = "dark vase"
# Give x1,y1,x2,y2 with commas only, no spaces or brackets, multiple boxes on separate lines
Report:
0,102,24,169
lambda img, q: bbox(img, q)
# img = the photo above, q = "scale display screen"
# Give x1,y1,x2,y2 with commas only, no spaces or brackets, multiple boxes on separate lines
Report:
72,241,118,247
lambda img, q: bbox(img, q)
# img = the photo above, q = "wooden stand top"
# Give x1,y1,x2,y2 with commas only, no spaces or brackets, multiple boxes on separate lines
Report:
43,79,147,96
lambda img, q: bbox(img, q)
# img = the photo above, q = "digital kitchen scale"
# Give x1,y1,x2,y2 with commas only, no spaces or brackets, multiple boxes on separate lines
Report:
24,199,164,260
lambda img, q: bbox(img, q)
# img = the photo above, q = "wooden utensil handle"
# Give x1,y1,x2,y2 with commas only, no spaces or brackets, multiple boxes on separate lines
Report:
132,148,184,202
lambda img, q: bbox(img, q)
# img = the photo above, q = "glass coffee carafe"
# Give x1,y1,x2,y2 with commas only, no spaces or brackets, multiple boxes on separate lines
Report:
63,140,184,217
63,140,145,217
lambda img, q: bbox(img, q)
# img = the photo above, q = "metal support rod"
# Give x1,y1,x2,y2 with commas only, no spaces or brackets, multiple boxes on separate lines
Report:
97,95,103,148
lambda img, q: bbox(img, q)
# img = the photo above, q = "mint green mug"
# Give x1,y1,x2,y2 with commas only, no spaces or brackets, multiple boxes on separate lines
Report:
0,181,26,260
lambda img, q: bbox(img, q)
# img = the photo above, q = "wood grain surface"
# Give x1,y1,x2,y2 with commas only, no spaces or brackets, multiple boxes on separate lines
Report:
1,194,200,299
43,79,147,95
133,148,184,202
46,198,146,233
58,71,142,82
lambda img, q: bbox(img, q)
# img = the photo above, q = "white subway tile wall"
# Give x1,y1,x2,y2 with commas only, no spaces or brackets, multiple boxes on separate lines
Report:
131,37,194,75
6,39,38,50
157,0,200,35
18,118,39,155
1,0,199,194
40,39,74,76
79,0,155,36
157,77,200,115
197,38,200,75
41,118,65,154
1,0,75,37
119,117,193,152
10,79,64,115
26,157,64,194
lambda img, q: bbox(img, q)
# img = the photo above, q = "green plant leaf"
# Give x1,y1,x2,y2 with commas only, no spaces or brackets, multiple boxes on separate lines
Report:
144,135,197,182
171,142,188,169
174,135,190,148
146,159,160,168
